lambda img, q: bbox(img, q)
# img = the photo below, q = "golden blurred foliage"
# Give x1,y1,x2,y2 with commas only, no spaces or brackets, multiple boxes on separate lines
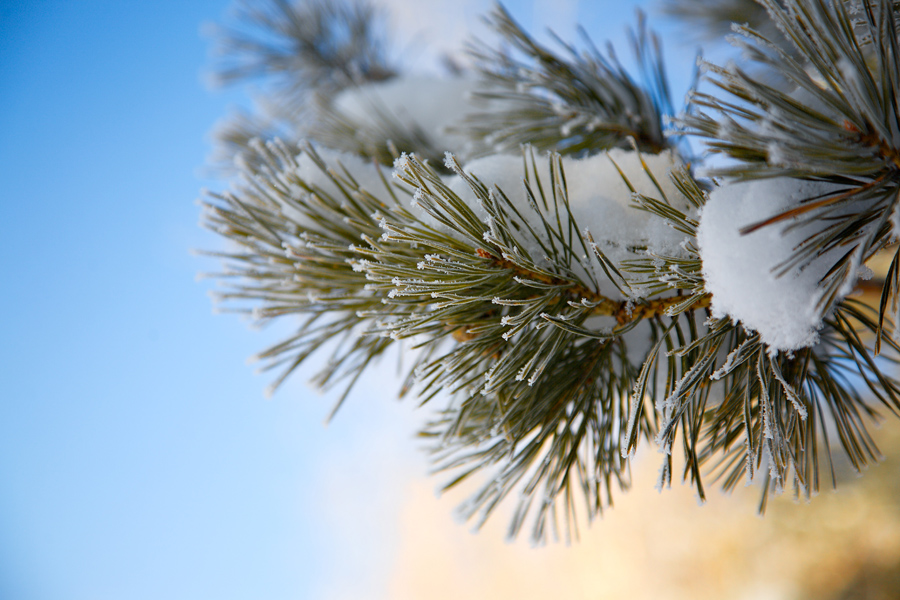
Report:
387,419,900,599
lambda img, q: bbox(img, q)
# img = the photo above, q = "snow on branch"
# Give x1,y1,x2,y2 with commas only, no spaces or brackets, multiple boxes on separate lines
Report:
200,0,900,541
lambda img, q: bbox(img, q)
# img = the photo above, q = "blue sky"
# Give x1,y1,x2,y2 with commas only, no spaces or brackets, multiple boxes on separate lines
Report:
0,2,710,599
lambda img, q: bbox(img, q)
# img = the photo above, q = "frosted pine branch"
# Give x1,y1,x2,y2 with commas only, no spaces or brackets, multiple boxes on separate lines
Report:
200,0,900,541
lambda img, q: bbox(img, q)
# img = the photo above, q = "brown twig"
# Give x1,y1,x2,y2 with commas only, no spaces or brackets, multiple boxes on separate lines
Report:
475,248,712,326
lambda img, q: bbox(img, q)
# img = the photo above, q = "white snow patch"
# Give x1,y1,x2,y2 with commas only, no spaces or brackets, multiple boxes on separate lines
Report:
697,178,845,353
333,77,476,154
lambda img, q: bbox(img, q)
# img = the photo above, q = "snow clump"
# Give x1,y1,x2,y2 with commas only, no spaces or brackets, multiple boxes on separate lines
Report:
697,178,845,353
331,77,476,154
446,148,694,300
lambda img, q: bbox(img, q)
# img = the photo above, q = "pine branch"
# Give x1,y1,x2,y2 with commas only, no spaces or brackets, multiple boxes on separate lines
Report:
682,0,900,345
685,0,900,180
206,0,399,172
200,0,900,542
203,137,709,539
208,0,396,94
461,5,672,157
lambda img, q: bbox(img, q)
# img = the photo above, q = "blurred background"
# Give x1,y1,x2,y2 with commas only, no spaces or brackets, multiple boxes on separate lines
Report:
3,1,900,599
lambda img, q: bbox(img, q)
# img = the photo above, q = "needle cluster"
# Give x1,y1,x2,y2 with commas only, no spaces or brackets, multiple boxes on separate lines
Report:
200,0,900,542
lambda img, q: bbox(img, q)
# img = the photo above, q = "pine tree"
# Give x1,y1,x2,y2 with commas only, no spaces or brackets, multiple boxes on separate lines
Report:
199,0,900,542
